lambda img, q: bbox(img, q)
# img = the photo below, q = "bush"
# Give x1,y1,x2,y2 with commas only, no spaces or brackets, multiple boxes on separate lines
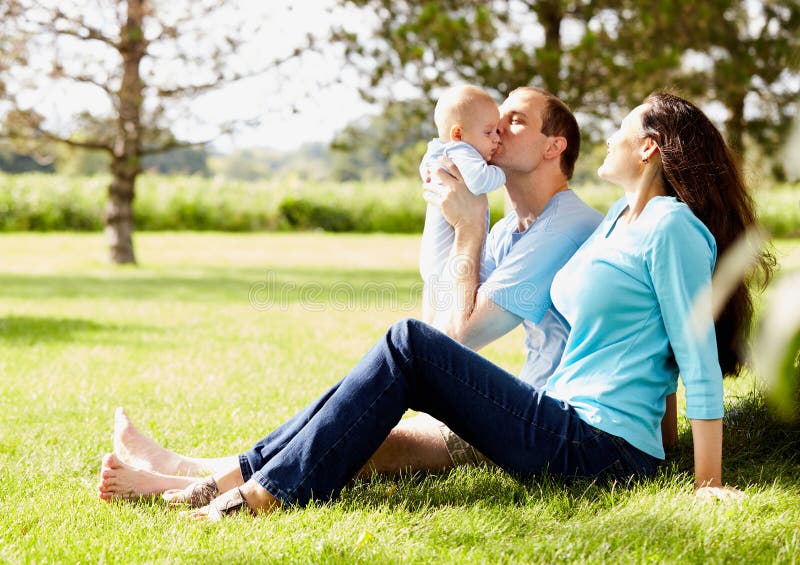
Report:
0,172,797,236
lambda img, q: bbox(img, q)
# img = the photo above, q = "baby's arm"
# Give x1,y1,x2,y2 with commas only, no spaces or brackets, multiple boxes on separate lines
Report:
445,143,506,195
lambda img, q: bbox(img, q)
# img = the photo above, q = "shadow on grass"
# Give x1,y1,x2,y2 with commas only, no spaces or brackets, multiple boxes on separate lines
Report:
339,392,800,512
0,268,421,307
665,391,800,487
339,465,646,515
0,315,149,345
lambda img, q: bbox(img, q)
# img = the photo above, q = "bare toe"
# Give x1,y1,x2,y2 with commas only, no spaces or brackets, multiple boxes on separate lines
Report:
96,451,175,501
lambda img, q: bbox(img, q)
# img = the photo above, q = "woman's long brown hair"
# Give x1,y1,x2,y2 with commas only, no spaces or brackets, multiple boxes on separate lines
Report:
641,91,776,376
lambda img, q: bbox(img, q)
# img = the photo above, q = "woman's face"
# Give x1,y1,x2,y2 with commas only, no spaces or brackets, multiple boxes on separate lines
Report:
597,104,650,185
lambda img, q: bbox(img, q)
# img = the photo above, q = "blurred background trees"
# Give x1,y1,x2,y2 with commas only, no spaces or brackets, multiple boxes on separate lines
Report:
332,0,800,179
1,0,798,252
0,0,310,263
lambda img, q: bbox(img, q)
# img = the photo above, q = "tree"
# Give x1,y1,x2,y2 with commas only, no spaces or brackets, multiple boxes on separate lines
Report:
589,0,800,171
330,1,684,135
1,0,307,263
331,99,432,180
333,0,799,166
691,0,800,173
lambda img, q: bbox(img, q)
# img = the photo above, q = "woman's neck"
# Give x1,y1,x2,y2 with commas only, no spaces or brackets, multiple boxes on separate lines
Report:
621,172,668,223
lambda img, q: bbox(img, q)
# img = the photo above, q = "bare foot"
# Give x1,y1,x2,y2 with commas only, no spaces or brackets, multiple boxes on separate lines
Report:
97,453,194,501
162,478,219,508
113,407,190,476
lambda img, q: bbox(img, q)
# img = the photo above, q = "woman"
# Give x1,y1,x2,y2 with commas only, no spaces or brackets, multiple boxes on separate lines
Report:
99,92,773,519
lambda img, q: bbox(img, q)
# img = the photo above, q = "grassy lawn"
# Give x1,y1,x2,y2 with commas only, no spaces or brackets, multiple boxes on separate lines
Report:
1,232,799,563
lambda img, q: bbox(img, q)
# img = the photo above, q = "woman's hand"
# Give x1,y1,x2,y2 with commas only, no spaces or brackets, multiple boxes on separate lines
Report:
423,157,488,233
695,485,744,501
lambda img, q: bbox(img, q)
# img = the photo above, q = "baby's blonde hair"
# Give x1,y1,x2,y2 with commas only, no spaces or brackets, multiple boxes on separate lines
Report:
434,85,497,140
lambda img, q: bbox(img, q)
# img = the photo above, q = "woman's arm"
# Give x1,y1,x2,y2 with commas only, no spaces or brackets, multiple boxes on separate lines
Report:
690,418,742,499
690,418,723,488
661,393,678,450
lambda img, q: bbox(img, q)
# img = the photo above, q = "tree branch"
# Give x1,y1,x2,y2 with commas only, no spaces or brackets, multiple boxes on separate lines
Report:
51,25,118,48
40,132,113,152
139,138,206,156
26,4,119,48
56,70,116,98
155,51,305,97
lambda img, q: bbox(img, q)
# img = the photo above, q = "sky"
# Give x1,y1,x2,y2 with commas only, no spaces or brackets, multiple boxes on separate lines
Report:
13,0,798,163
13,0,378,154
189,0,379,152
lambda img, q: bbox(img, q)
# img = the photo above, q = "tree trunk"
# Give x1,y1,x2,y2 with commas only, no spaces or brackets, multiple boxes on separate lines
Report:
536,0,563,95
106,0,146,265
106,159,138,264
725,90,746,164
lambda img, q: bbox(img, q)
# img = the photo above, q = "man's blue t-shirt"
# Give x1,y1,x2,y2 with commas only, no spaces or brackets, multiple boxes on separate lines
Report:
478,190,602,387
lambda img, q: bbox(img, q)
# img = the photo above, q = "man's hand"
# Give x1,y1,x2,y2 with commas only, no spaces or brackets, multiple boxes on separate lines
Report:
423,156,488,232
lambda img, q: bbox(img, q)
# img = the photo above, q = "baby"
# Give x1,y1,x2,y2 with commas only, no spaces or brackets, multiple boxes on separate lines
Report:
419,84,505,285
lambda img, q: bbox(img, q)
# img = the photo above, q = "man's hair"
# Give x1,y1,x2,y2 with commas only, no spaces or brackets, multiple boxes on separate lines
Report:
434,85,497,139
510,86,580,179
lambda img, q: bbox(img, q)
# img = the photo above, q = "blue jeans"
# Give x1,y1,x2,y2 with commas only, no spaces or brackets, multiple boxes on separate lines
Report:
240,319,659,506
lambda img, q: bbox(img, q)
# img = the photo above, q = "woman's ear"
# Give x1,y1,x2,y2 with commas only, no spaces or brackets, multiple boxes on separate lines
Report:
449,125,463,142
641,137,660,162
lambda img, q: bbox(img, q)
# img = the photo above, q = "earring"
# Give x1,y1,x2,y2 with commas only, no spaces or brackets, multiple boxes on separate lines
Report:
642,157,649,164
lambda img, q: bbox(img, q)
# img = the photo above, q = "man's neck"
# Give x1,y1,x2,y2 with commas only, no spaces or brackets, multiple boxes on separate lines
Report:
505,170,569,232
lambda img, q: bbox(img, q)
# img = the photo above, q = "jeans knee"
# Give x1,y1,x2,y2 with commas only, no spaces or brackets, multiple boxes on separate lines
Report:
387,318,428,347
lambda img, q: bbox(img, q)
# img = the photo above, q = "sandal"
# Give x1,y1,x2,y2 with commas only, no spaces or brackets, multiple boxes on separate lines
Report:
164,477,219,508
203,487,254,521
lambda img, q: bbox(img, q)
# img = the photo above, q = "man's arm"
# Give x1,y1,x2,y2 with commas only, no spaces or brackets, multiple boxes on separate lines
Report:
423,159,523,349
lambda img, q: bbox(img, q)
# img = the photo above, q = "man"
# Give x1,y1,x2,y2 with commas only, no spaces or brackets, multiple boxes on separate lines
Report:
98,87,604,501
363,86,603,473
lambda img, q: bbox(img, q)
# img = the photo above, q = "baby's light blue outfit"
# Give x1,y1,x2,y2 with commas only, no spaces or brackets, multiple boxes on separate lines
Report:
544,196,724,459
418,139,506,282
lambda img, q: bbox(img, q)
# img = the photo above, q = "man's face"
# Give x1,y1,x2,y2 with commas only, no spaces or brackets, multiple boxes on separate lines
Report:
490,90,549,174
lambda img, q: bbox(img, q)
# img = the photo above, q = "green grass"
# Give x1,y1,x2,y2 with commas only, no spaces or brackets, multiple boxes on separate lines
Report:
1,233,799,564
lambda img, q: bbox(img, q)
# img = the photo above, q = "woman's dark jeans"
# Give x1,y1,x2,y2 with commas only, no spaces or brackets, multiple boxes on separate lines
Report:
240,319,659,506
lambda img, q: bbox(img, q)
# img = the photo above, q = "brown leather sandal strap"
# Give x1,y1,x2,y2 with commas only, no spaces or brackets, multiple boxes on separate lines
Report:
187,478,219,508
206,487,253,521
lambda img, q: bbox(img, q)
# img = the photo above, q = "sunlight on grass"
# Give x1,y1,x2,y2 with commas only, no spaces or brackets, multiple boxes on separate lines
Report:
0,232,798,563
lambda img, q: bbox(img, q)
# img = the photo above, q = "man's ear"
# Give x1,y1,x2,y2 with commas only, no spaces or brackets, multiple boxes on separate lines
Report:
544,136,567,160
449,125,463,141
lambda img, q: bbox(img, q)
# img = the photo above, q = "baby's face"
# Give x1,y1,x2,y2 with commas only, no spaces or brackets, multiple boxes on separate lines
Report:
458,101,501,161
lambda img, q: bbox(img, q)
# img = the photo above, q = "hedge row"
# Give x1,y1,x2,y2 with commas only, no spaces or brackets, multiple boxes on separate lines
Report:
0,173,798,237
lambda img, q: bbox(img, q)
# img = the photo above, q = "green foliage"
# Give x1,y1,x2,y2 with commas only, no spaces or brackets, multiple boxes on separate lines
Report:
0,172,796,236
752,268,800,421
331,100,433,181
142,147,210,176
0,143,54,173
0,174,105,230
279,197,358,231
333,0,800,162
0,173,511,234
